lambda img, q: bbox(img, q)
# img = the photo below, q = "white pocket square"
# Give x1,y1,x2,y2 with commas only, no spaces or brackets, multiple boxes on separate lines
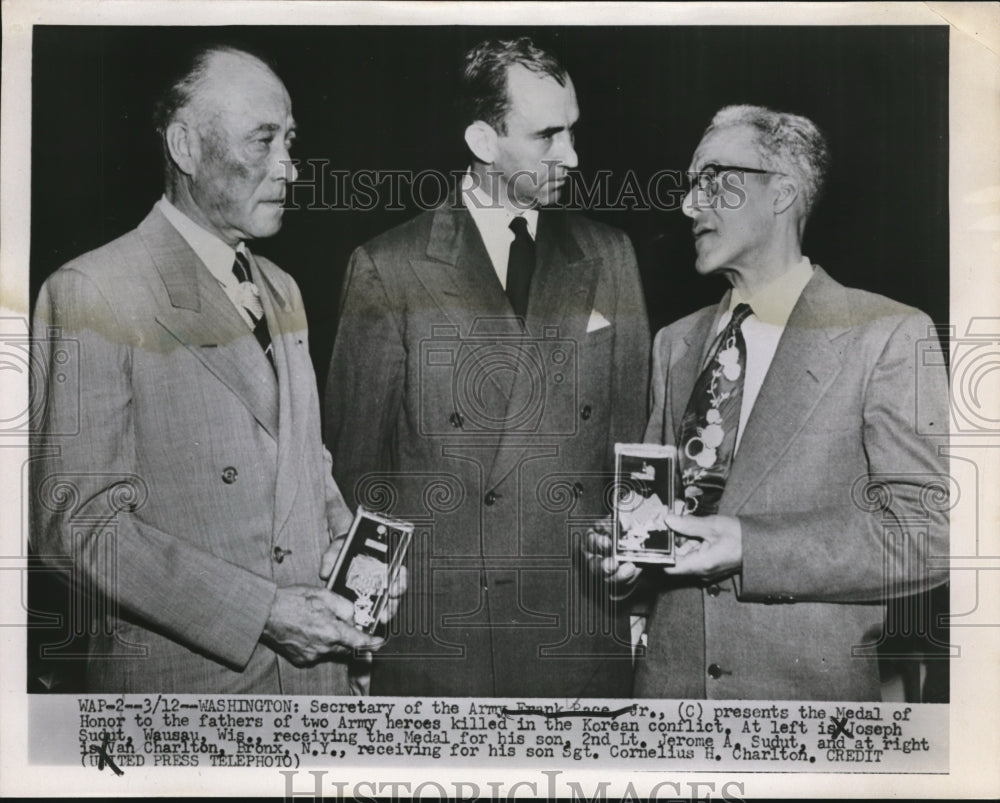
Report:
587,309,611,333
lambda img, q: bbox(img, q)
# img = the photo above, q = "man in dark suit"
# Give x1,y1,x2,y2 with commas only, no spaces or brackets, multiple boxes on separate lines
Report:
325,38,650,696
588,105,949,700
31,45,394,693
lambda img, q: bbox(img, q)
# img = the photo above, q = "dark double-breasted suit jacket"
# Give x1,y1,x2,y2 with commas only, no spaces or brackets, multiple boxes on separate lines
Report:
325,200,650,697
634,267,949,701
32,206,354,693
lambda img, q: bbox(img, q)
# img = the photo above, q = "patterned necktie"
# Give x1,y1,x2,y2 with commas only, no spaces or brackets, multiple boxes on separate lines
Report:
506,215,535,319
232,250,275,372
677,303,753,516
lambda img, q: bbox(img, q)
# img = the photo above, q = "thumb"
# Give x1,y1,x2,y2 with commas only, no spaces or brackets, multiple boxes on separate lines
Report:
663,512,712,539
326,591,358,622
339,620,383,650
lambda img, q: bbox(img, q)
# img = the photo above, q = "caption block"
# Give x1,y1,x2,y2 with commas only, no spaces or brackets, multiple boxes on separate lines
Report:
55,695,947,773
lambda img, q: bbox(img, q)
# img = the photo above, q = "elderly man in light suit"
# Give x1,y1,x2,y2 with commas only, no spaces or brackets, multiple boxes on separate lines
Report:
588,105,949,701
325,38,649,697
31,45,392,693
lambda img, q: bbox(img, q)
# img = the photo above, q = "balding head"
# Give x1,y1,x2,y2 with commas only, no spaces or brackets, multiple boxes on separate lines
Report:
157,45,298,245
155,47,278,142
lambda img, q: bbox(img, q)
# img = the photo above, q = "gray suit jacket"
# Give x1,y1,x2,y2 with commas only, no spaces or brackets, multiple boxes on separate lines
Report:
325,201,650,696
634,267,949,701
32,206,353,694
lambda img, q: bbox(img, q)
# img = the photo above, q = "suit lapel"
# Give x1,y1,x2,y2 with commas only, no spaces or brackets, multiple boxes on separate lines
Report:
411,202,523,406
411,202,515,330
524,210,595,338
250,253,307,539
140,208,279,439
485,211,598,490
721,268,849,514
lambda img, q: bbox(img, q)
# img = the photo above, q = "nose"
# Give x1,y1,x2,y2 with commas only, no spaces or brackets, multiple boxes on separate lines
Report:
272,142,298,183
555,131,578,170
682,187,696,218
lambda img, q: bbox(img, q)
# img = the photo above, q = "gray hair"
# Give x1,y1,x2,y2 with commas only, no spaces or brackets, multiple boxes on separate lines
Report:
152,45,278,189
705,105,830,218
153,45,269,136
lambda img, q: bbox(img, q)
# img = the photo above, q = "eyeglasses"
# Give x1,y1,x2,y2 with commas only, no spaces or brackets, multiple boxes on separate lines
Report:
686,163,782,197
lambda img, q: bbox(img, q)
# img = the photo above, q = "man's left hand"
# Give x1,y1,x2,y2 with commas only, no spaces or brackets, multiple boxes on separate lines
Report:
662,513,742,580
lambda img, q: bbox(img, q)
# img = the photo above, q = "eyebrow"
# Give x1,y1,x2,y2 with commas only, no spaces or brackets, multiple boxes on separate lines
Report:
247,122,297,137
689,162,723,174
535,124,571,138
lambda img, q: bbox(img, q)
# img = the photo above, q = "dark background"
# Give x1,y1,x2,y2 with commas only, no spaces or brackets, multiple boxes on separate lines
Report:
31,25,949,380
28,25,950,696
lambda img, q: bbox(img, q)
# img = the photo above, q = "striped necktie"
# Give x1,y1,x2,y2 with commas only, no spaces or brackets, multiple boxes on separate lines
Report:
232,250,275,373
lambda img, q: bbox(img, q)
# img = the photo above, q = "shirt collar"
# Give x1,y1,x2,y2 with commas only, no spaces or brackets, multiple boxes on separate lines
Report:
157,195,248,288
729,257,814,327
461,171,539,239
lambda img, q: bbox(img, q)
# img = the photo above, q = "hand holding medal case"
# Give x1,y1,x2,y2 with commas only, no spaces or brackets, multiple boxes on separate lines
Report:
613,443,677,565
326,507,413,637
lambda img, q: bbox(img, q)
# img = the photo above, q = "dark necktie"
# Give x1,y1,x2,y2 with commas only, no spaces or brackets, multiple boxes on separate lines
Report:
506,216,535,319
232,250,275,373
677,303,753,516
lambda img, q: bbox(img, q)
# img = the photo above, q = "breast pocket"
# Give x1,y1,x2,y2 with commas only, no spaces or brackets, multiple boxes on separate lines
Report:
583,323,614,348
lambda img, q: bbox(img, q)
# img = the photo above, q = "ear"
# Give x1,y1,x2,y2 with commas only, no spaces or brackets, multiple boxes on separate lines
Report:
464,121,499,164
772,175,799,216
165,120,199,177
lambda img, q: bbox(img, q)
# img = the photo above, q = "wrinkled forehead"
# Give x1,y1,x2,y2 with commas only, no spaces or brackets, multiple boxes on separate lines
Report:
689,124,763,172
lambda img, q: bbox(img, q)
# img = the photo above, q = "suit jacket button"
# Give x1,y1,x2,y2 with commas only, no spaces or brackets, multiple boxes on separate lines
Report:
707,663,723,679
221,466,238,484
707,584,721,597
573,482,584,498
484,491,497,506
273,546,291,563
580,405,592,420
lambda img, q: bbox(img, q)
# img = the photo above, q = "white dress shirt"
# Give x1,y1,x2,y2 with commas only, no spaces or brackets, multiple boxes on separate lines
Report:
156,196,257,330
712,257,815,452
461,173,538,288
628,260,815,657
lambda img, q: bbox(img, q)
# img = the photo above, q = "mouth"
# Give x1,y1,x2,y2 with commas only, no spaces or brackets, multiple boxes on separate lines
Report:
692,226,715,240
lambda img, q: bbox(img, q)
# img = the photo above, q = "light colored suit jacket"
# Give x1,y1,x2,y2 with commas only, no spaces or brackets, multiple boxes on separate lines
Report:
325,201,650,697
31,206,353,694
635,267,949,701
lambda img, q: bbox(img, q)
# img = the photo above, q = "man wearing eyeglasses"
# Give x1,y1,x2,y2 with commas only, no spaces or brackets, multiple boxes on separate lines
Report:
588,105,949,700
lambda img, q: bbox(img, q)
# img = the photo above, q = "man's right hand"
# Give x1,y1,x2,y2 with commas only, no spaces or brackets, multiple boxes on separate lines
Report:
260,585,383,667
